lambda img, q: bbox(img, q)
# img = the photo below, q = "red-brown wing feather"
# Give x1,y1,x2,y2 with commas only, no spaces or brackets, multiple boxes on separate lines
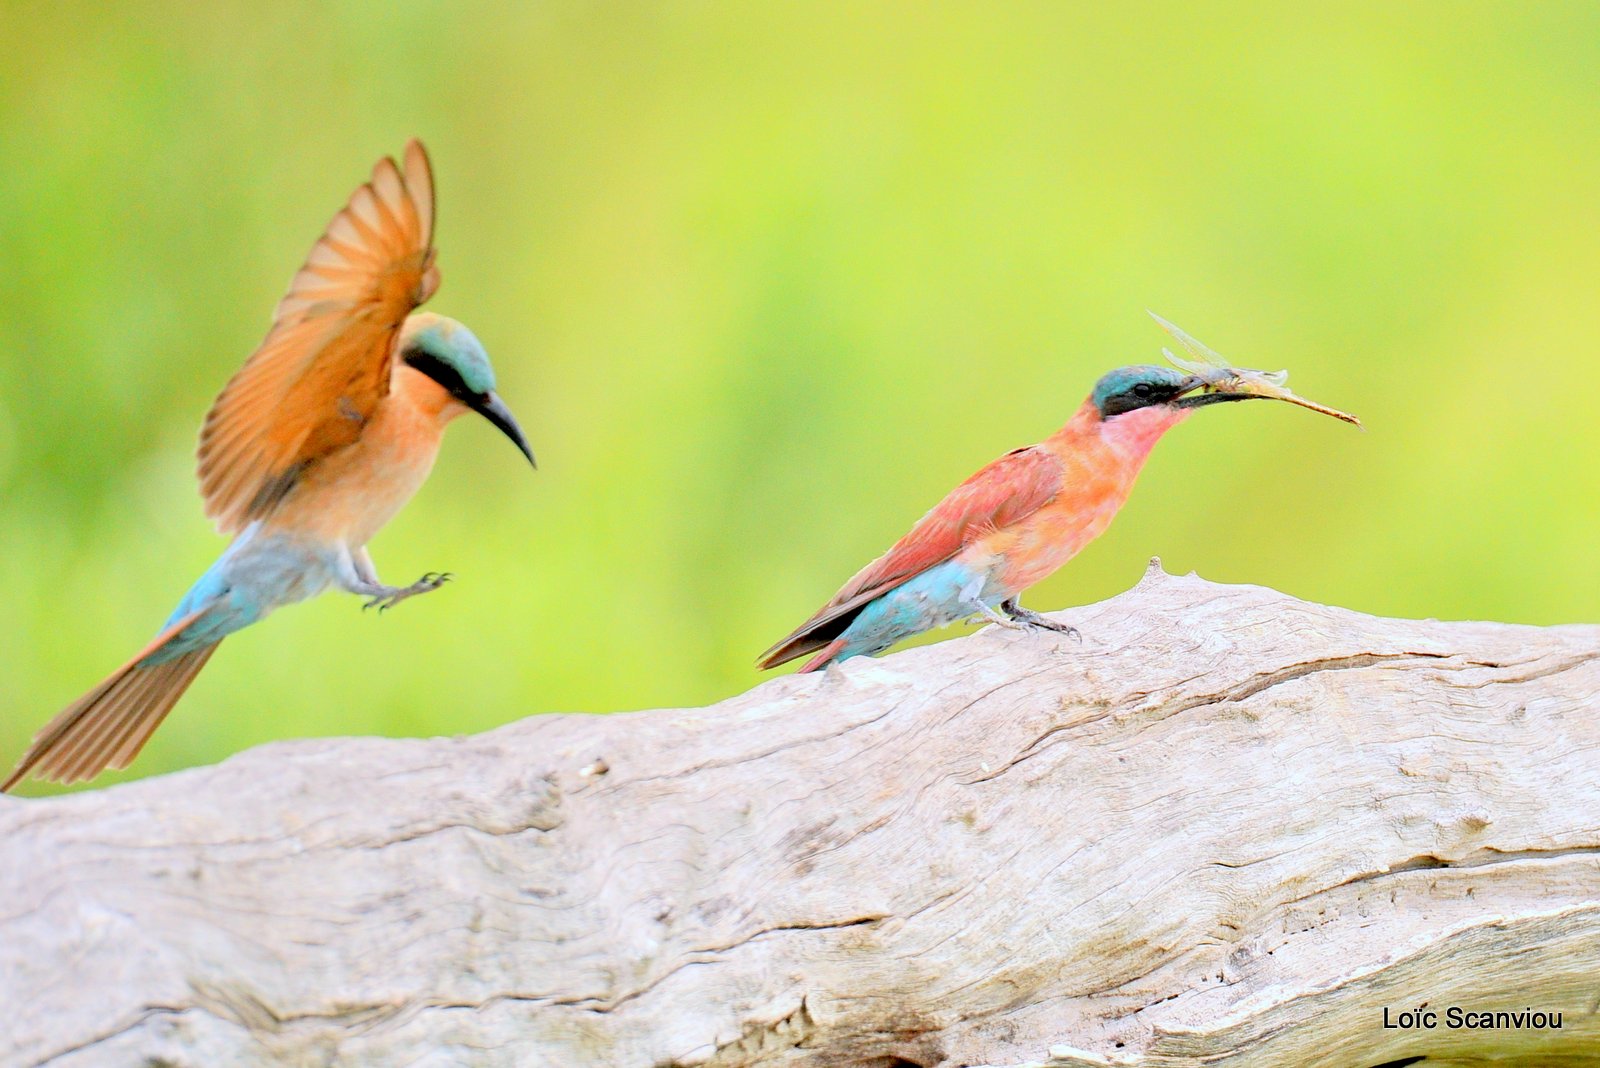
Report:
196,140,439,533
759,445,1063,668
2,607,220,790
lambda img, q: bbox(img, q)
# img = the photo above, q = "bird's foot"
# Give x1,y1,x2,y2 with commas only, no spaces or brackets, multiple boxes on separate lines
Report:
1001,598,1082,643
967,601,1027,630
362,572,453,613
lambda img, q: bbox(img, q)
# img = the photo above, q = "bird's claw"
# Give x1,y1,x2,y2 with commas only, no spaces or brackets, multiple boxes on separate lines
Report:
966,602,1025,630
1020,617,1082,642
1000,601,1083,644
1050,623,1084,644
362,572,453,613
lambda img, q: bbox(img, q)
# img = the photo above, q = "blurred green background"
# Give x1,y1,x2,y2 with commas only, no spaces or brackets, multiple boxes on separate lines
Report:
4,3,1598,793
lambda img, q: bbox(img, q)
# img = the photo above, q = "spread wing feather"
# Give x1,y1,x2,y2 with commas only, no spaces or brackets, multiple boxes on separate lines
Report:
196,140,439,533
758,445,1063,668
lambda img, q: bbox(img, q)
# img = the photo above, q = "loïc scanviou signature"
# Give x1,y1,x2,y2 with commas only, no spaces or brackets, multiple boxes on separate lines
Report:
1383,1004,1563,1030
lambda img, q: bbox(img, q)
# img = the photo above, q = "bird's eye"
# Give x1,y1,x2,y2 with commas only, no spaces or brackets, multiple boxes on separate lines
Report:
1133,382,1153,398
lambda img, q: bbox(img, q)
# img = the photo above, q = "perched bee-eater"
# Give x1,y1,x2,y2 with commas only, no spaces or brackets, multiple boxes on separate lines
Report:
759,366,1282,673
4,140,534,791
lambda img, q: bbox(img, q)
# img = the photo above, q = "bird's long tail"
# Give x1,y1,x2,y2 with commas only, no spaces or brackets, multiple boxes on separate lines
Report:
3,608,221,792
796,637,849,674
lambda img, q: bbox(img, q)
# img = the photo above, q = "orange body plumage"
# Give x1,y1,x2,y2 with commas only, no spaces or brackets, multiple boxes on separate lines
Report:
760,372,1209,673
4,141,533,791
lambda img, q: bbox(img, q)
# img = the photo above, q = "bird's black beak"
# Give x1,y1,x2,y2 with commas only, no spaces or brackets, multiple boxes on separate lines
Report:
1172,375,1265,410
472,392,537,469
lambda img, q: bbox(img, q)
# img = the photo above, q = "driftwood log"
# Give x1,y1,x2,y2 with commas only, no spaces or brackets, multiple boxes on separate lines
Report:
5,562,1600,1067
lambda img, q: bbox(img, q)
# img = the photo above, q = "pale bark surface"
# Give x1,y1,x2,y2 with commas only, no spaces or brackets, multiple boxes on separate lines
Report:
5,562,1600,1067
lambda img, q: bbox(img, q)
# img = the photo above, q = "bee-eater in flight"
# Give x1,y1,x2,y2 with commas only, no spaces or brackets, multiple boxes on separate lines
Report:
4,140,534,791
759,364,1311,673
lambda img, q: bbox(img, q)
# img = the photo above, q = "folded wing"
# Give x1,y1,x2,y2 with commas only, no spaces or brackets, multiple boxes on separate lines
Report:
759,445,1063,668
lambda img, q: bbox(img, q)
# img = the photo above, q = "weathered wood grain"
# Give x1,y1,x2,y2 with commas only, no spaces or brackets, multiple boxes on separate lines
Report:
5,561,1599,1067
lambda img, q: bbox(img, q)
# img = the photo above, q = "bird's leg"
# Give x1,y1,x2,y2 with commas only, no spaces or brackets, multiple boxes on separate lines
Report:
973,601,1025,629
342,547,452,613
1000,596,1081,642
363,572,452,613
961,576,1025,630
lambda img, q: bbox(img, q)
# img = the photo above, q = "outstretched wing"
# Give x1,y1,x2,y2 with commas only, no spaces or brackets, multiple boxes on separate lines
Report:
196,140,440,533
758,445,1063,668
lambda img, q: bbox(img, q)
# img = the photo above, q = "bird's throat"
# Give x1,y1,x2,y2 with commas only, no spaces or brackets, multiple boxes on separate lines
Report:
394,363,470,424
1096,404,1191,464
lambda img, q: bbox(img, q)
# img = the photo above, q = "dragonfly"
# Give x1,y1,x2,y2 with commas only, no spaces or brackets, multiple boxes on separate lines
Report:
1148,311,1362,427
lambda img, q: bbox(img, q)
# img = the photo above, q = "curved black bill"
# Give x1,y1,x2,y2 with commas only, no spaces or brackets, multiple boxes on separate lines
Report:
472,392,537,468
1175,390,1266,410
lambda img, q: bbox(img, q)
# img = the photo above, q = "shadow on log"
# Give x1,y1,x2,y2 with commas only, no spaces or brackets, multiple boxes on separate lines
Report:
5,561,1600,1067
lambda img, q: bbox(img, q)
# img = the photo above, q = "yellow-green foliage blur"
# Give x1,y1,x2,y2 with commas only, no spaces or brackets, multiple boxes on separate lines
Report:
4,4,1598,792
